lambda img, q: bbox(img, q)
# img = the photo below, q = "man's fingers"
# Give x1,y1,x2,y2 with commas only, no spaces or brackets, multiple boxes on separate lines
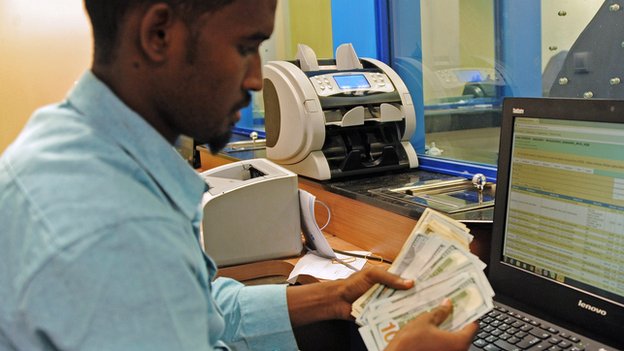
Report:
363,266,414,290
455,321,479,339
442,321,480,350
429,298,453,326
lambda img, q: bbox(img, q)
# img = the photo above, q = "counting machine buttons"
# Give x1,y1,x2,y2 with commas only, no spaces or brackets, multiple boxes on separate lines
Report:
372,73,387,87
324,78,334,90
313,77,335,92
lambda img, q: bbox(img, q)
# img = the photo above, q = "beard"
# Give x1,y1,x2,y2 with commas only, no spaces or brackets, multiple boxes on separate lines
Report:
206,94,251,153
192,93,250,154
207,127,233,154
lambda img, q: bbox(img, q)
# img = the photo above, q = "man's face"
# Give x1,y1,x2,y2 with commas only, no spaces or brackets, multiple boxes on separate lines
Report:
156,0,276,152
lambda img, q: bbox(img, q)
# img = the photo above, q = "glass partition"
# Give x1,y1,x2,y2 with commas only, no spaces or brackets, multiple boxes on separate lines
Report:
388,0,613,169
419,0,498,166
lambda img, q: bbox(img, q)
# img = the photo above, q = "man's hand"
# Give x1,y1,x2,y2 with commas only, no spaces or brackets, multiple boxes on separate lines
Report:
287,266,413,326
385,299,479,351
287,267,477,351
331,266,414,320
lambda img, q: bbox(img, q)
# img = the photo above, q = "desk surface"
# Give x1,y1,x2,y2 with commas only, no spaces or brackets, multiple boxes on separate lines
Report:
217,233,384,285
199,149,493,283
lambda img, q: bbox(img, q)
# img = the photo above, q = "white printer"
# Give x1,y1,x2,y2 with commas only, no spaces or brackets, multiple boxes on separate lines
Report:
262,43,418,180
199,159,303,267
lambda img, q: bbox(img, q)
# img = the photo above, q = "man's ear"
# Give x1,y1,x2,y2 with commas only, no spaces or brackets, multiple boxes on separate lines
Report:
139,3,176,63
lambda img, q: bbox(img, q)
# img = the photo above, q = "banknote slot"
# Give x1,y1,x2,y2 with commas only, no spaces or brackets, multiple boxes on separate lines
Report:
391,177,470,194
369,178,495,214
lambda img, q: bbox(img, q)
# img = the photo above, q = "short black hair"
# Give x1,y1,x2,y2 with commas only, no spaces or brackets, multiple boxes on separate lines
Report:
84,0,234,64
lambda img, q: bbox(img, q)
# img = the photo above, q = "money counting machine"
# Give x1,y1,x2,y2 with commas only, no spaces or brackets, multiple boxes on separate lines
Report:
263,43,418,180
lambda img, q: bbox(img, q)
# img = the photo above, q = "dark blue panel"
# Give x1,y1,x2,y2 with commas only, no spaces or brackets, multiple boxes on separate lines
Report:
495,0,541,97
418,155,498,183
375,0,390,63
388,0,426,153
232,127,266,139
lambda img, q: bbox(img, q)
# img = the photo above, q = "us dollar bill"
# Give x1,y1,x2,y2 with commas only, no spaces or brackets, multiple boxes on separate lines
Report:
362,272,494,350
352,209,494,350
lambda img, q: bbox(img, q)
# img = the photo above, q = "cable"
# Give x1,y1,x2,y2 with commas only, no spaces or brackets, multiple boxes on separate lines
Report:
313,199,392,264
333,249,393,265
315,200,331,230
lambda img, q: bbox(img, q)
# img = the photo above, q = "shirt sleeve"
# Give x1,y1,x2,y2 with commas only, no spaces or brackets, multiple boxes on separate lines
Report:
20,218,295,351
212,277,298,350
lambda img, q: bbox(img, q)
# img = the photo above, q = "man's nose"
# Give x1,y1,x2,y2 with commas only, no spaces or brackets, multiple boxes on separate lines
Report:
242,54,263,91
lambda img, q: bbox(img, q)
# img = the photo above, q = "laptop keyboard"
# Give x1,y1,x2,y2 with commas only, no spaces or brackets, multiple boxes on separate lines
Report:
472,305,586,351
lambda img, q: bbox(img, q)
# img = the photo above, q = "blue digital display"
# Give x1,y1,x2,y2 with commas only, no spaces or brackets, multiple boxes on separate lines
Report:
333,74,371,89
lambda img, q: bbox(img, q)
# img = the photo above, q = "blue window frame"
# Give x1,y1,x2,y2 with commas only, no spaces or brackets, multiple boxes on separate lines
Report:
330,0,546,181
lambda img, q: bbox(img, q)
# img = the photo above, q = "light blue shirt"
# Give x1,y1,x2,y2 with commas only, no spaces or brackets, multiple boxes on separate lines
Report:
0,71,298,351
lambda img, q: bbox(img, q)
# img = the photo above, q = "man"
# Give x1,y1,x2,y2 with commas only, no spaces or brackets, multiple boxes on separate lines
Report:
0,1,478,350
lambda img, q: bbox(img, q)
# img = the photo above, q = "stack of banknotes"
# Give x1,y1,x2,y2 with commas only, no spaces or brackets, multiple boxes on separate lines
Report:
352,208,494,351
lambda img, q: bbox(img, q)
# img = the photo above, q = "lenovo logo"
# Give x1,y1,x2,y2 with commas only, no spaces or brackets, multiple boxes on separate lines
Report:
578,300,607,316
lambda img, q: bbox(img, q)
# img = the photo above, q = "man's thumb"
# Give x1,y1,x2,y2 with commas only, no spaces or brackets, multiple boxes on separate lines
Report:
429,298,453,326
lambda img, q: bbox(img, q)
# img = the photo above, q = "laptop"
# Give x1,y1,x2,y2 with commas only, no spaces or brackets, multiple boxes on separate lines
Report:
471,97,623,351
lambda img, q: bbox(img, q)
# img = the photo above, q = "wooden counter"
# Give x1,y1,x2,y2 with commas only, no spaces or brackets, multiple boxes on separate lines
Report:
199,151,493,281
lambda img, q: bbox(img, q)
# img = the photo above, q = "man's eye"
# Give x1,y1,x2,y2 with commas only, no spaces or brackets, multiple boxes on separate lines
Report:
238,45,258,56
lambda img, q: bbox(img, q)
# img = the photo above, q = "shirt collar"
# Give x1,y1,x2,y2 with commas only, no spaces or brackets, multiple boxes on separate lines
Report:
66,71,208,220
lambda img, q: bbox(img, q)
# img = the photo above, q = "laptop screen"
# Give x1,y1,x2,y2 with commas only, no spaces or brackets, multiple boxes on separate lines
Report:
504,116,624,306
490,98,623,348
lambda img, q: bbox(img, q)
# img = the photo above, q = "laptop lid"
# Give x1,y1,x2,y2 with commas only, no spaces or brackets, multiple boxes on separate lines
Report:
490,97,623,349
